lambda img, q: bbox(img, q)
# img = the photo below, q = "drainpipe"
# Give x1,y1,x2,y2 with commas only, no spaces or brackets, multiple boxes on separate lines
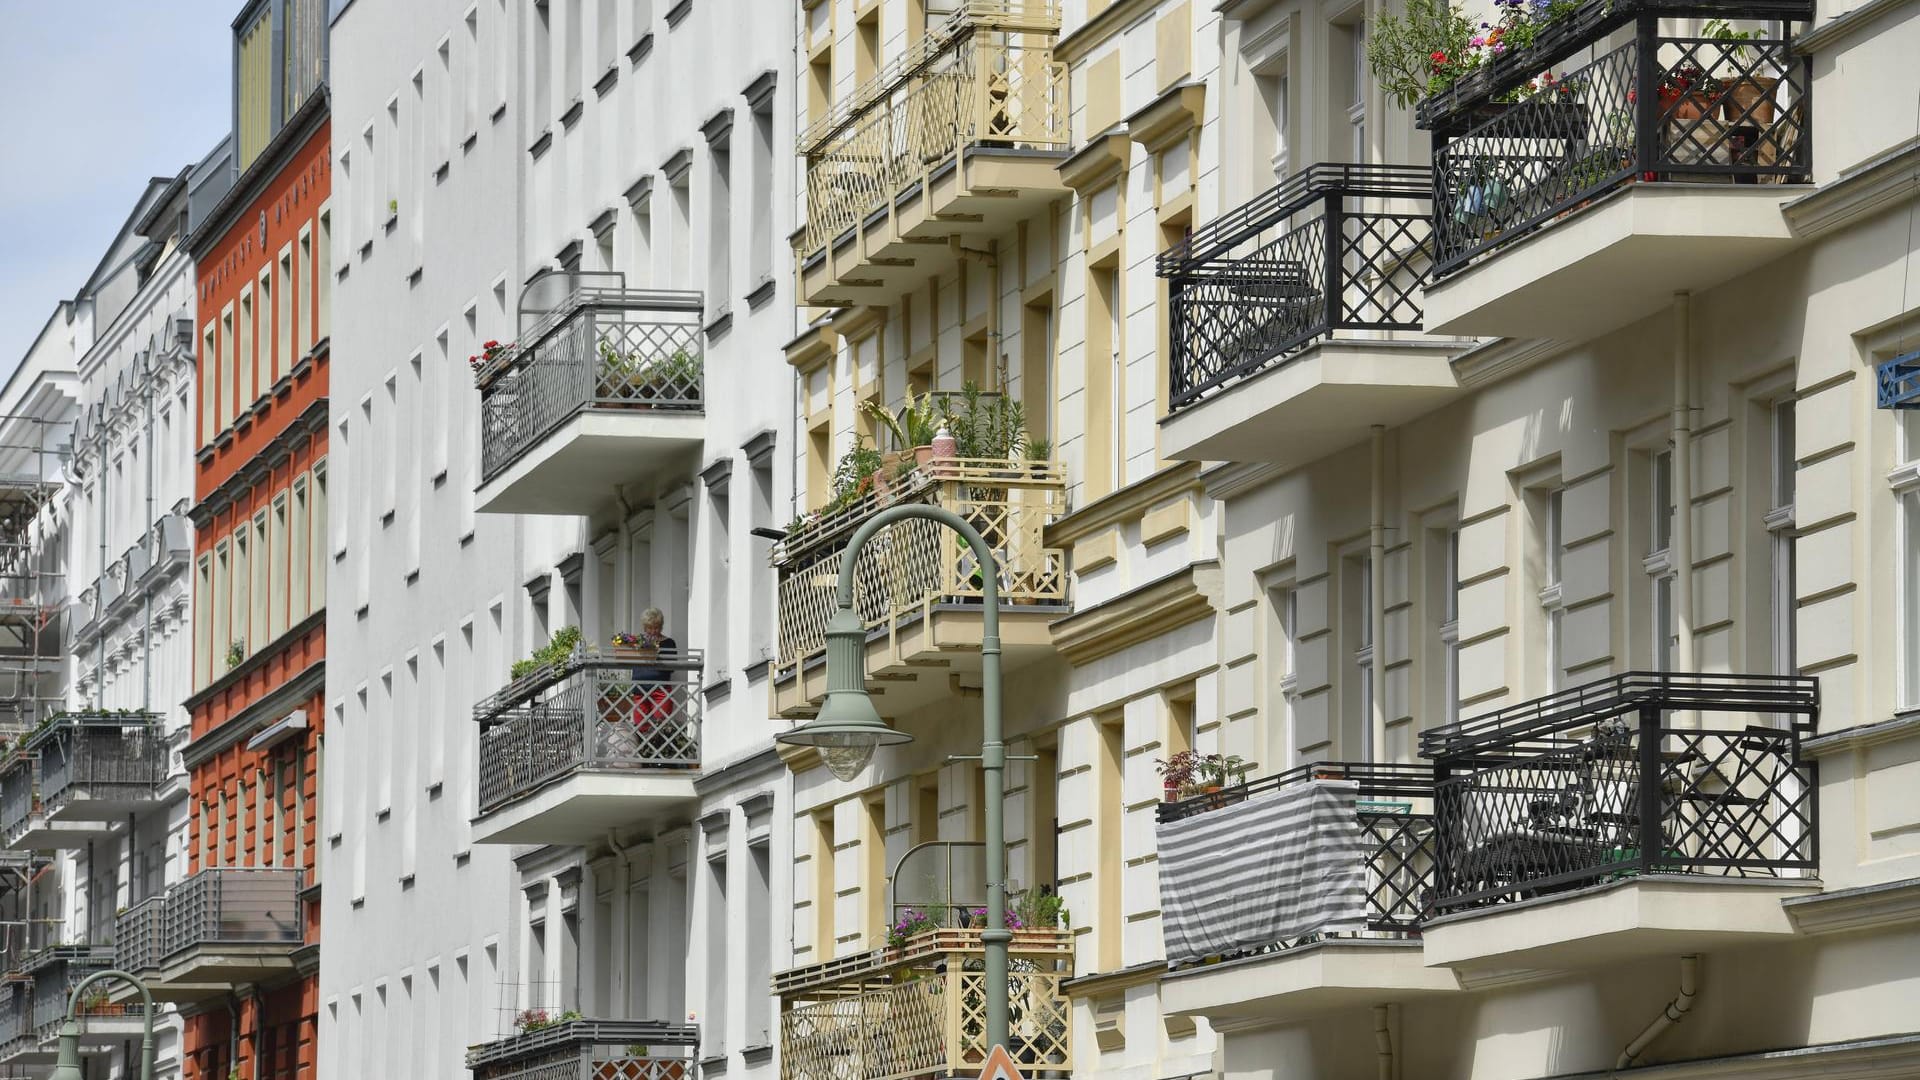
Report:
1369,425,1388,763
94,409,107,711
1672,293,1696,683
1618,955,1700,1068
1373,1004,1395,1080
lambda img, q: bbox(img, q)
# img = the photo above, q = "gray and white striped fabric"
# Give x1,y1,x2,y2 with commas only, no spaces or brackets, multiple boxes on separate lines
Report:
1157,781,1365,965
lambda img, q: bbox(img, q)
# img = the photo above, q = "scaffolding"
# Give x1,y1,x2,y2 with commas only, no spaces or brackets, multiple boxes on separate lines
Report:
0,415,69,743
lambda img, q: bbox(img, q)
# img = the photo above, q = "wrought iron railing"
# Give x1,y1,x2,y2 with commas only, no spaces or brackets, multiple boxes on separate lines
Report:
1430,15,1811,276
475,650,703,816
772,460,1068,688
1423,671,1818,914
467,1019,699,1080
476,289,704,484
157,867,304,961
776,928,1072,1080
1157,761,1434,964
1160,163,1433,411
798,2,1068,258
114,895,167,975
28,712,168,816
30,946,113,1039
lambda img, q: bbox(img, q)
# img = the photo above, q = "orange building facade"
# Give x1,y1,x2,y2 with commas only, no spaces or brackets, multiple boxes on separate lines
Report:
178,8,331,1073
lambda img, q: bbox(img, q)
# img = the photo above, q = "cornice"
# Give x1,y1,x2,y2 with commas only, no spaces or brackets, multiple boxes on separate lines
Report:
1126,83,1206,153
188,87,331,260
1804,712,1920,756
181,642,326,766
1785,136,1920,238
1782,878,1920,936
1047,461,1201,545
776,740,823,774
784,322,838,371
1200,459,1288,502
1050,560,1221,666
1058,132,1132,193
1794,0,1917,52
190,397,328,525
1061,957,1165,997
1541,1034,1920,1080
1451,335,1565,390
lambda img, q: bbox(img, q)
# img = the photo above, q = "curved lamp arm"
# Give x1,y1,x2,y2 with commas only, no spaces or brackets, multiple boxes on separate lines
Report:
833,502,1012,1052
55,968,154,1080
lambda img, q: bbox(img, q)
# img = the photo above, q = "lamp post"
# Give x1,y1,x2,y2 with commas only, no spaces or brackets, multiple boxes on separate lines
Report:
51,968,155,1080
775,503,1012,1054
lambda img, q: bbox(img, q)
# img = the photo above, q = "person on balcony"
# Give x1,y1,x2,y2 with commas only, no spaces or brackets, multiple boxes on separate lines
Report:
629,608,680,741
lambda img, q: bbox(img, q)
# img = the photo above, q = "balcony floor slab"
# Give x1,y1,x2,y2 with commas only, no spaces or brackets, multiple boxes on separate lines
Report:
773,604,1064,719
7,816,116,850
1160,339,1465,466
48,793,166,822
154,947,300,992
476,408,703,517
472,770,699,847
1424,184,1801,341
1163,939,1461,1027
1420,875,1820,972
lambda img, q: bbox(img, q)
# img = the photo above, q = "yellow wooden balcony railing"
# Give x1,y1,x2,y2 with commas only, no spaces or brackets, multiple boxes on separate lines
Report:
796,2,1068,259
776,928,1073,1080
772,459,1068,691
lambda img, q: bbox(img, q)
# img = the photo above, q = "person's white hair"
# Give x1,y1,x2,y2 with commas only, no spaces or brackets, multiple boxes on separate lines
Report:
641,607,665,630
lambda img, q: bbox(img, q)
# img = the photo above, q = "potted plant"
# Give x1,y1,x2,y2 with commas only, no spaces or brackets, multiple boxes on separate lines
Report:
1155,750,1201,802
508,626,583,687
887,907,938,952
863,389,942,476
1196,753,1252,796
226,640,246,672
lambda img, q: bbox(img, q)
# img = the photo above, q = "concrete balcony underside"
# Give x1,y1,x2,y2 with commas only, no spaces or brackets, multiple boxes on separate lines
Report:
799,151,1068,308
772,604,1063,720
472,771,700,847
1159,339,1463,466
1163,940,1461,1026
474,408,703,516
1419,875,1819,971
1423,185,1800,341
7,814,116,850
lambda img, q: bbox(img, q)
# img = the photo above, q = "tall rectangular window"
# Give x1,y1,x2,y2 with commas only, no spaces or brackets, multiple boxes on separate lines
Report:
195,554,214,687
669,171,692,288
707,485,730,671
1083,264,1122,500
708,131,732,311
1348,554,1374,759
533,0,554,122
270,494,290,640
748,98,774,290
276,247,294,381
317,207,333,338
220,306,236,430
1647,453,1675,671
1897,411,1920,708
745,841,773,1047
295,225,310,361
1768,401,1797,676
1541,487,1566,688
312,459,330,605
238,285,256,409
252,511,270,650
1440,529,1461,725
202,322,220,443
1266,582,1297,768
704,853,729,1050
1094,715,1123,972
213,540,233,676
291,476,311,620
812,812,835,962
232,526,252,659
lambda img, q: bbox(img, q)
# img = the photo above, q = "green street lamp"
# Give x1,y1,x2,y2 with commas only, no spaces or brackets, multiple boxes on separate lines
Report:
777,503,1013,1054
51,968,156,1080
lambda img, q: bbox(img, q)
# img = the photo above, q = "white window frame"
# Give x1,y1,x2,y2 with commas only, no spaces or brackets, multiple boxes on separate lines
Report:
1645,451,1676,672
1894,409,1920,710
1540,487,1565,689
1441,528,1461,725
1767,399,1797,677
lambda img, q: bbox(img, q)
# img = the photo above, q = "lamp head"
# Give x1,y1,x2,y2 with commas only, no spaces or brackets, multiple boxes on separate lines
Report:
49,1020,82,1080
777,607,913,781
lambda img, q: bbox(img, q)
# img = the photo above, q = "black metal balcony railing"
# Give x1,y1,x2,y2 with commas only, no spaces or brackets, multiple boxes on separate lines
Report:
28,712,168,815
30,946,113,1038
476,288,704,484
1422,672,1818,914
0,752,31,845
158,867,305,960
1156,761,1434,965
1160,163,1433,412
1430,15,1811,277
114,895,167,974
475,650,703,816
467,1018,698,1080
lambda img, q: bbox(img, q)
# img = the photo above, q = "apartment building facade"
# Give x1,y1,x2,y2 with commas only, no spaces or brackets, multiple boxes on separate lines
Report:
320,1,797,1078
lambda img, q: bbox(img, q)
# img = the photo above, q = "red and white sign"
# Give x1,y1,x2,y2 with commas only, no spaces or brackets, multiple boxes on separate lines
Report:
976,1044,1026,1080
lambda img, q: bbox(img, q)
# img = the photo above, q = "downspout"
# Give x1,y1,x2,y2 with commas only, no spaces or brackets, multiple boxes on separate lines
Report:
1369,425,1388,762
1618,955,1700,1069
1672,293,1696,681
94,410,108,710
1373,1004,1395,1080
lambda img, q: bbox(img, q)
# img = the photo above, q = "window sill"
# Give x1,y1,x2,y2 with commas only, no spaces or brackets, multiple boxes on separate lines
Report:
745,276,776,311
627,33,654,65
595,64,620,98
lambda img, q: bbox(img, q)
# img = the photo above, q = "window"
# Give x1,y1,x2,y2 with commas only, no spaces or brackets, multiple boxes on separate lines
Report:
291,475,311,621
220,305,236,429
252,510,270,650
628,193,654,288
239,286,256,410
708,129,732,311
258,268,275,388
1022,296,1054,446
1645,453,1676,671
704,852,728,1050
707,482,731,672
277,246,294,380
232,526,252,658
669,169,692,288
1541,487,1566,687
1266,581,1297,768
748,96,774,289
312,458,330,604
596,0,617,73
195,554,214,687
745,841,773,1046
748,454,775,664
1438,528,1461,725
317,206,333,337
1084,262,1122,500
213,540,232,676
202,321,219,443
562,0,583,107
1347,553,1374,759
1093,715,1123,971
1897,409,1920,708
812,811,835,962
1767,401,1796,676
1340,19,1367,159
533,0,554,122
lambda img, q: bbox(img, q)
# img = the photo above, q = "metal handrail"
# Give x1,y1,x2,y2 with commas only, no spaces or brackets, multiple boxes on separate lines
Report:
1157,162,1432,275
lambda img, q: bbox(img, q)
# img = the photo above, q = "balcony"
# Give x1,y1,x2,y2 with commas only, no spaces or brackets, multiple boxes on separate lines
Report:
1419,672,1819,970
474,281,704,516
472,649,702,847
0,983,33,1066
771,459,1067,719
1157,163,1461,465
110,867,304,1001
1157,762,1458,1025
31,711,168,820
467,1019,698,1080
28,945,120,1046
1418,0,1813,340
795,3,1069,307
775,928,1073,1080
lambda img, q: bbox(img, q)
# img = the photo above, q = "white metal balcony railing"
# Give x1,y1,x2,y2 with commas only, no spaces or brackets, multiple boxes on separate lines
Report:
467,1018,699,1080
773,459,1067,688
776,928,1073,1080
797,1,1068,257
475,650,703,816
474,288,704,484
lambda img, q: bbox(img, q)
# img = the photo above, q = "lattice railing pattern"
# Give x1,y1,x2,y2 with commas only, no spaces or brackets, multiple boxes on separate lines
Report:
800,28,1068,255
0,759,31,845
1433,28,1810,275
113,896,165,974
479,295,704,483
158,867,304,960
780,961,1070,1080
773,462,1067,685
36,714,168,815
1432,720,1814,912
476,657,702,815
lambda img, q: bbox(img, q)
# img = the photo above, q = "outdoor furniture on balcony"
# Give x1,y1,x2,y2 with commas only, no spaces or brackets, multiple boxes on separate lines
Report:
770,458,1067,719
795,2,1069,307
1418,671,1819,968
474,274,704,516
472,649,702,846
466,1018,698,1080
1417,0,1812,340
1157,162,1460,464
1156,761,1459,1023
775,928,1073,1080
106,867,305,1002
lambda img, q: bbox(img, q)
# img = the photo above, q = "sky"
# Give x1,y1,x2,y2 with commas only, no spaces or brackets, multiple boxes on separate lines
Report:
0,1,237,375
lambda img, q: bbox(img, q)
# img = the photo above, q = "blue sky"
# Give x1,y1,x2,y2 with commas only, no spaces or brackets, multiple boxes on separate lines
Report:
0,1,237,374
